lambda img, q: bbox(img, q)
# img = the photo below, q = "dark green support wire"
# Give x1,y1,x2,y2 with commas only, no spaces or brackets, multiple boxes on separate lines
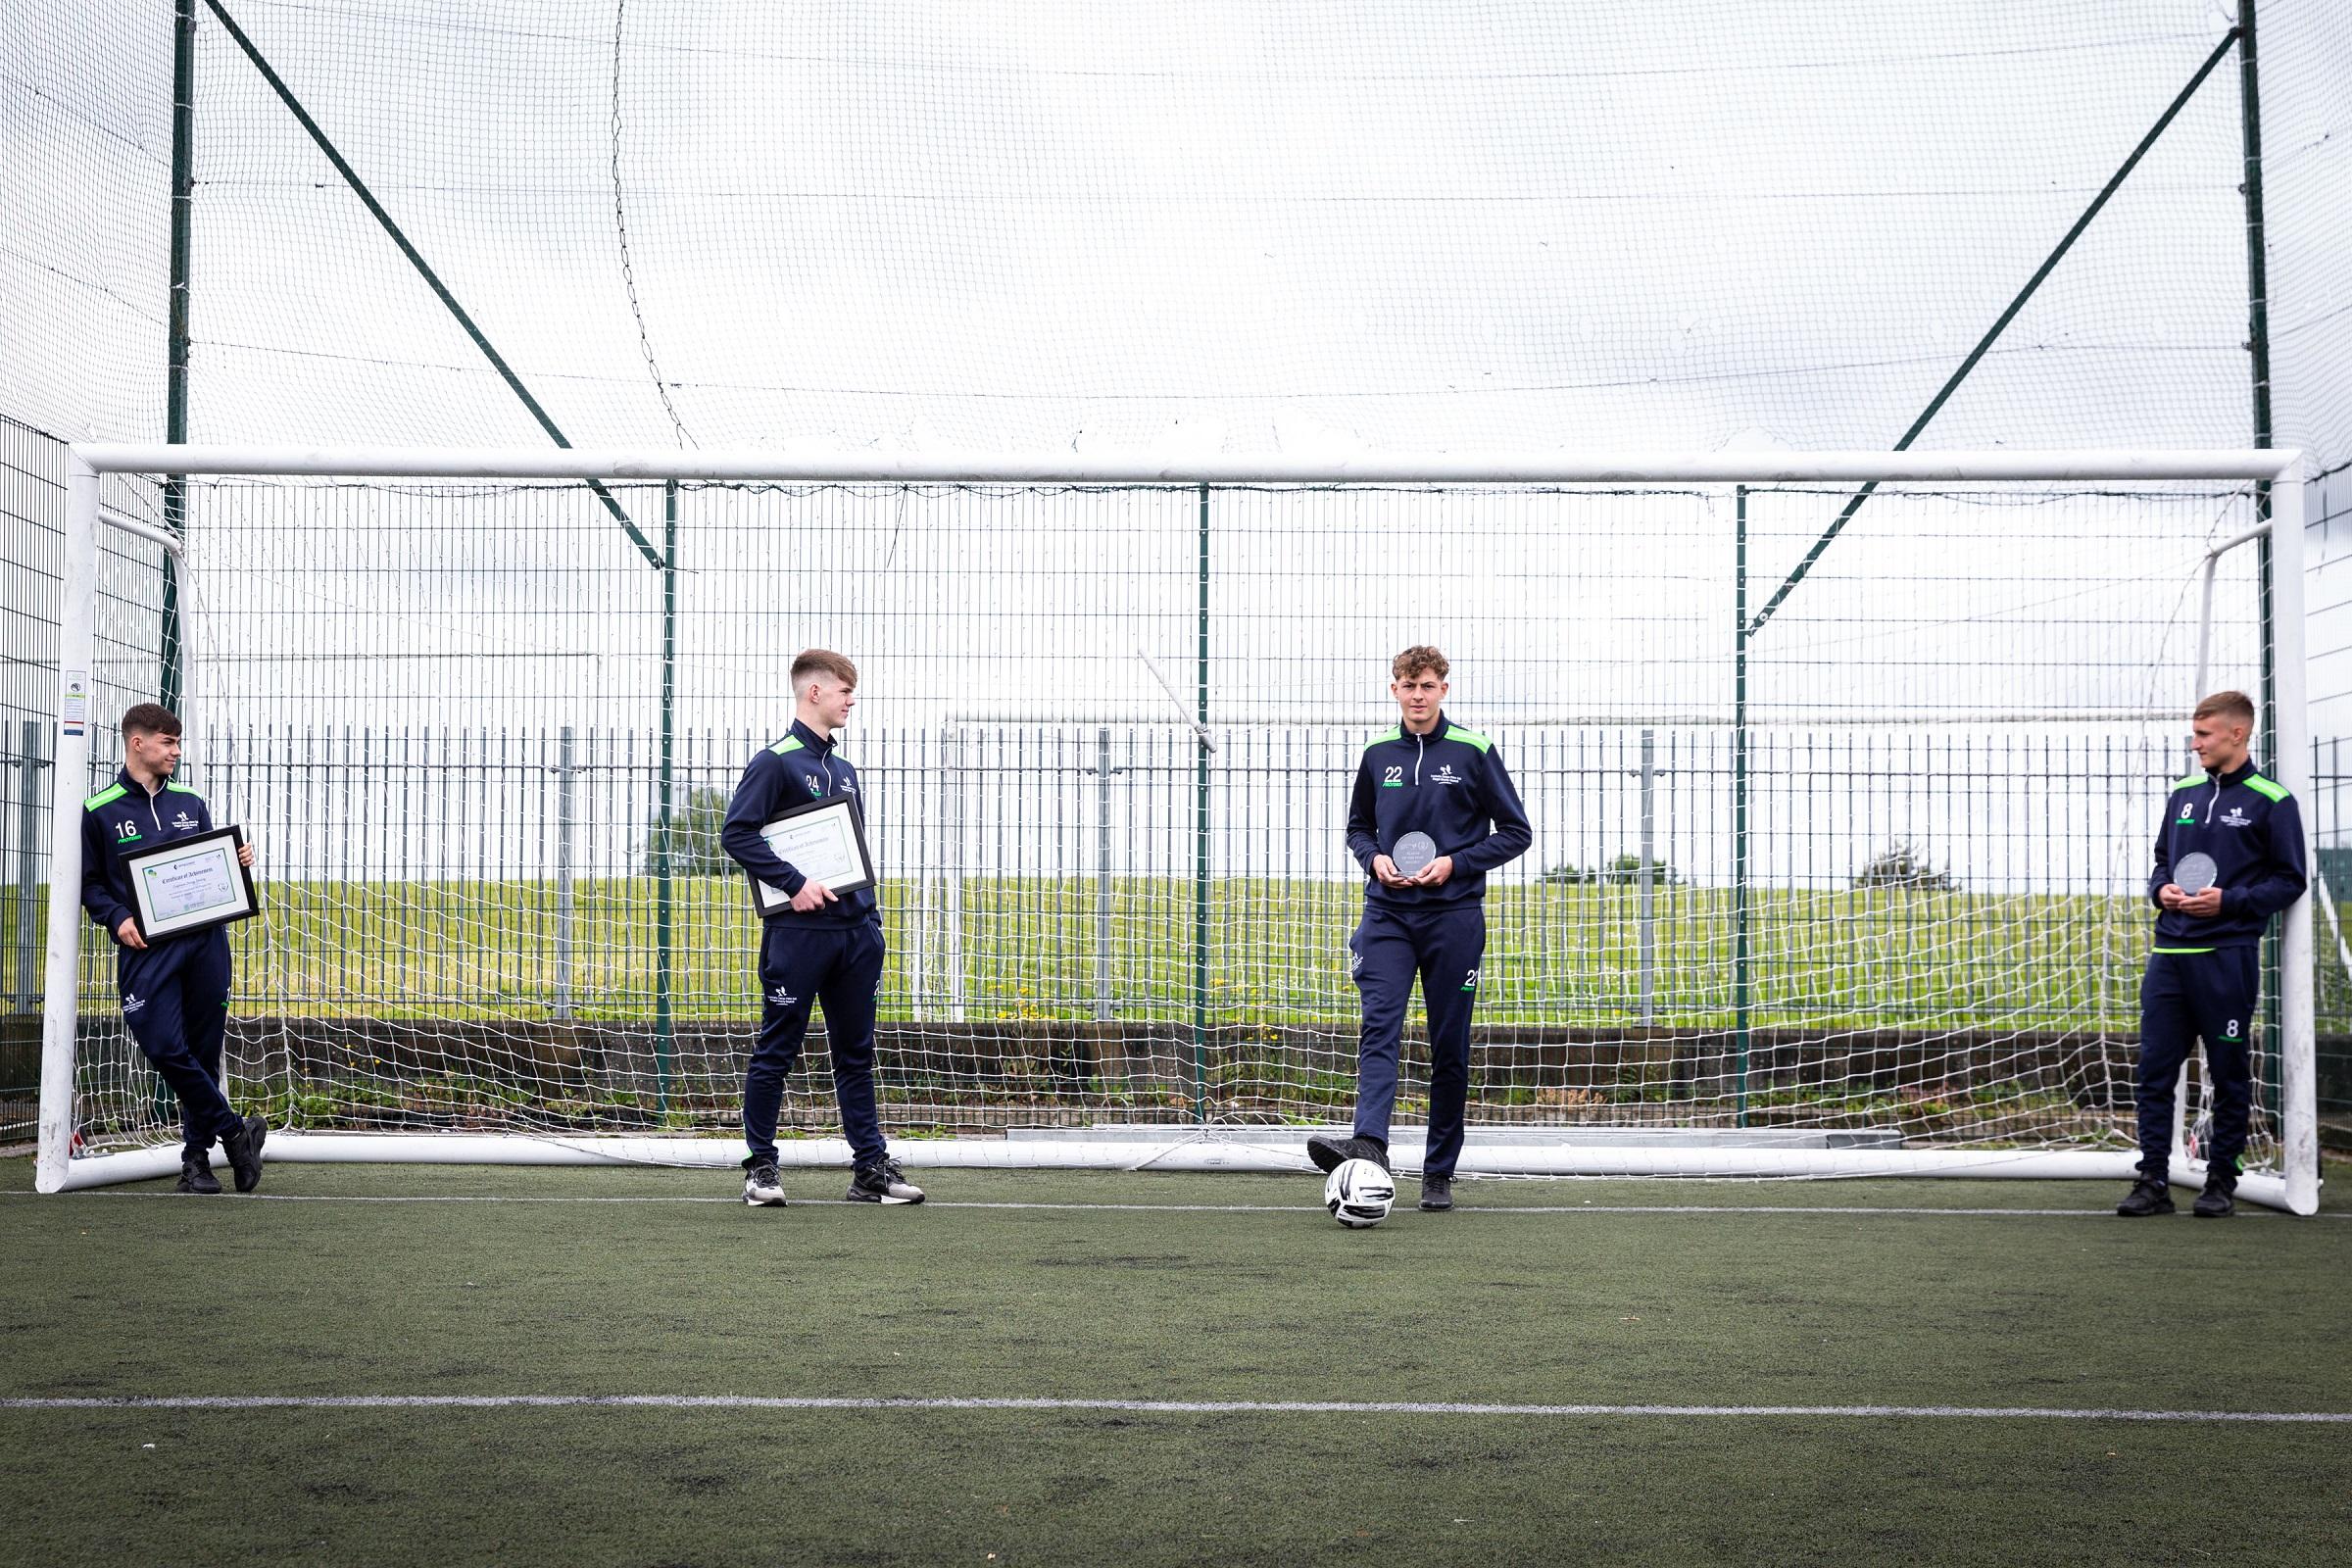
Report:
1746,26,2244,640
1733,486,1751,1128
1193,483,1210,1123
2239,1,2284,1110
202,0,662,570
655,482,677,1115
160,0,195,711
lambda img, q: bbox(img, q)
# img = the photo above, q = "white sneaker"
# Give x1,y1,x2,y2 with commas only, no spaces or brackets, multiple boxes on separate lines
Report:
743,1161,786,1206
846,1158,925,1204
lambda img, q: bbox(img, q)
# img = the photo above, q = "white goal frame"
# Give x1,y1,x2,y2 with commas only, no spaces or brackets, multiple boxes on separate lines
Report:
35,445,2319,1213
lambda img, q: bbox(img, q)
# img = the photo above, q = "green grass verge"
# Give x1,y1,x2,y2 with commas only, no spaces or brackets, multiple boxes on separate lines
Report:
39,874,2194,1031
2,1155,2346,1565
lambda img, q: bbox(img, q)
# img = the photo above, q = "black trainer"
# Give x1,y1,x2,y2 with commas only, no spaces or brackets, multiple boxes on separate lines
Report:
742,1161,786,1206
175,1152,221,1195
2193,1180,2235,1219
1418,1174,1454,1212
2115,1176,2174,1217
1306,1134,1390,1174
847,1158,925,1204
220,1113,267,1193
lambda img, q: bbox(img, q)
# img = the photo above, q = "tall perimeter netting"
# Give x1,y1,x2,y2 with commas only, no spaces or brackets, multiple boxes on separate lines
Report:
60,475,2285,1178
10,1,2346,466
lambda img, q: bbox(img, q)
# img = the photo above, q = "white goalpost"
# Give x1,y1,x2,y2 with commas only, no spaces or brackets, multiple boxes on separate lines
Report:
36,445,2319,1214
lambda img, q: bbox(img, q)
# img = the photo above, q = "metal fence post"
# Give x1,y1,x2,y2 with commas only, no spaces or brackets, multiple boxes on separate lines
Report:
1639,726,1656,1024
14,719,42,1013
653,481,677,1113
1192,483,1210,1122
1096,726,1113,1022
1733,486,1752,1123
942,724,967,1024
554,724,574,1020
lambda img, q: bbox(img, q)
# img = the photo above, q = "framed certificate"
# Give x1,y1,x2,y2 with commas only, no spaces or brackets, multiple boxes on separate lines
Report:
121,825,260,941
749,795,875,914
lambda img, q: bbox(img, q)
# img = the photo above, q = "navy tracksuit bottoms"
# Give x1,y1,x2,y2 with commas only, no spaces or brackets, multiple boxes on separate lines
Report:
118,930,240,1158
742,920,886,1169
2136,946,2260,1181
1348,901,1486,1179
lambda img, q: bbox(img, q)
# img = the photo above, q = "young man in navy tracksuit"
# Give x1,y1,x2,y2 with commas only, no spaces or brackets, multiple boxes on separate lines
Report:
1308,646,1533,1211
2119,689,2306,1219
79,704,266,1194
721,649,924,1208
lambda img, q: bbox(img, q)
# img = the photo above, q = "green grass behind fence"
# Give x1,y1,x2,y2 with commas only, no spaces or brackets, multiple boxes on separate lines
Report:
215,875,2164,1033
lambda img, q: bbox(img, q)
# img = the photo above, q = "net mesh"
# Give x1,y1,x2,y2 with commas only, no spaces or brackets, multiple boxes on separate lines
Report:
6,0,2347,1161
61,473,2285,1176
1,1,2344,467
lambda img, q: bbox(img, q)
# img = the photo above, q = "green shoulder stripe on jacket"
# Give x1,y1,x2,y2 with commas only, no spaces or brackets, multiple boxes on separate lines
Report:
83,783,126,811
771,736,805,756
2243,773,2289,803
1363,727,1400,750
165,781,199,794
2171,771,2207,792
1448,727,1494,754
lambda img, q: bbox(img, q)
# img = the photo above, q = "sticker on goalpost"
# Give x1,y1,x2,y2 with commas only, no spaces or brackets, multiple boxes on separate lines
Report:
61,669,86,737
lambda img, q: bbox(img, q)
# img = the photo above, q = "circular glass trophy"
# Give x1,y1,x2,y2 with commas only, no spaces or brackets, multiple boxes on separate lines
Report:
2174,851,2218,896
1392,831,1437,877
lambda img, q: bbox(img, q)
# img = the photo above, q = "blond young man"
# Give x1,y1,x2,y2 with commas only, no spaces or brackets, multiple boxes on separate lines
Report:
2120,690,2306,1218
720,650,923,1206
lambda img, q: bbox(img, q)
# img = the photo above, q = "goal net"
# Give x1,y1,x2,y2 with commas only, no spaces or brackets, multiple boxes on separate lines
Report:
36,447,2319,1212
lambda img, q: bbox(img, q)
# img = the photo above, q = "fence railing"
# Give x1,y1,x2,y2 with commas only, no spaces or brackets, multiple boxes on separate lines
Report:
12,722,2352,1143
40,722,2188,1022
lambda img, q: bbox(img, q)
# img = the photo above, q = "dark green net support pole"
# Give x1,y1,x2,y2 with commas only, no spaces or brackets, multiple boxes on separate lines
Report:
1733,486,1751,1128
159,0,195,712
1192,483,1210,1122
2240,0,2284,1109
655,482,677,1115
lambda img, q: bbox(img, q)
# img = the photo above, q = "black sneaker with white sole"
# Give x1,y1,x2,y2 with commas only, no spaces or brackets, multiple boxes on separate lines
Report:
742,1161,786,1206
847,1158,925,1204
175,1152,222,1195
1306,1134,1390,1174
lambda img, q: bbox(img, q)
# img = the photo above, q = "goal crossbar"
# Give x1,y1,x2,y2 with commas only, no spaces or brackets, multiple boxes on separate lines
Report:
71,445,2300,484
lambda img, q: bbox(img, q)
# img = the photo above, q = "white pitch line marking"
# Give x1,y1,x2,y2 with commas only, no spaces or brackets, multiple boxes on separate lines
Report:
1,1394,2345,1424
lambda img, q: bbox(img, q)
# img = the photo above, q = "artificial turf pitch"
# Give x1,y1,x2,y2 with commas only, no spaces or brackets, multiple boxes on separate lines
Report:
2,1156,2345,1565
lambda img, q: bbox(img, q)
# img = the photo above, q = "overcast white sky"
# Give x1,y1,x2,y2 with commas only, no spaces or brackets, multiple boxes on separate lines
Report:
9,0,2331,461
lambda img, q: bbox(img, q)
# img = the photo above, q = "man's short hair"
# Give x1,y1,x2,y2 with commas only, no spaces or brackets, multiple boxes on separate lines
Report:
790,649,858,693
121,703,181,740
1391,645,1448,682
2193,690,2256,725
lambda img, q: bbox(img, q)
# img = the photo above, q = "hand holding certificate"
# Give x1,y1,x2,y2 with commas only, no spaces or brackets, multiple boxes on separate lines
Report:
122,825,261,941
749,796,876,916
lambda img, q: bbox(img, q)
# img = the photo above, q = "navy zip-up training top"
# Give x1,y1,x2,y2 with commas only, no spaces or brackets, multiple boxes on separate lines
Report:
80,766,219,945
1344,712,1533,908
2147,758,2306,950
720,718,878,927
